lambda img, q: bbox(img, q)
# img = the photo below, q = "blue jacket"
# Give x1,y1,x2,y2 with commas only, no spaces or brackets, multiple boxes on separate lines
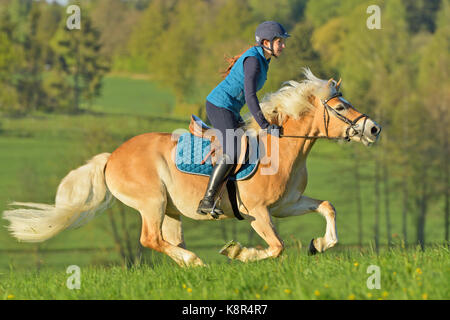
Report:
206,46,270,120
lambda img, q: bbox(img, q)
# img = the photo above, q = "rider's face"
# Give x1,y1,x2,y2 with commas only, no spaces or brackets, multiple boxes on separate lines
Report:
272,38,286,57
262,38,286,58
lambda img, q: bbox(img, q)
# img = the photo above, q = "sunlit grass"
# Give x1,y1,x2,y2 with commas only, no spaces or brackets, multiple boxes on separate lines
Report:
0,245,448,300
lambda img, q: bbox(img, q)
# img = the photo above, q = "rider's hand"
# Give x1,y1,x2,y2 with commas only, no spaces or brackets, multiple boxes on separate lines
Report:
265,124,283,137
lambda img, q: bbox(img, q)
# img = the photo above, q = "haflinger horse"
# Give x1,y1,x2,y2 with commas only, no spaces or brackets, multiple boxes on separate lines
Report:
3,69,381,267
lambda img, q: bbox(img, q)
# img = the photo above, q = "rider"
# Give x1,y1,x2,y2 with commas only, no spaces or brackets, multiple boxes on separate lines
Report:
197,21,290,217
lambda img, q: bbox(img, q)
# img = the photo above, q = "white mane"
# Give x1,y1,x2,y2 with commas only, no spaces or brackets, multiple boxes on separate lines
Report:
245,68,339,130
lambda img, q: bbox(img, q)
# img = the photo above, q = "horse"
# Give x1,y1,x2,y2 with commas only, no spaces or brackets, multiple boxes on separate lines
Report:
3,69,381,267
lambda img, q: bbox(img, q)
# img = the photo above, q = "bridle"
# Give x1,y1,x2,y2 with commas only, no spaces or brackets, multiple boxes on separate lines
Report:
280,92,370,141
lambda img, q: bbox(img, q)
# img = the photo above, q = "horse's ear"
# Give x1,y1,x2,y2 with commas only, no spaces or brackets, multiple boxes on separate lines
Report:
327,78,335,87
336,78,342,90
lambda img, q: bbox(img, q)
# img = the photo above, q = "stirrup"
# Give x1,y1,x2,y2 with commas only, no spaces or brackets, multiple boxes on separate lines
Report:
197,197,224,219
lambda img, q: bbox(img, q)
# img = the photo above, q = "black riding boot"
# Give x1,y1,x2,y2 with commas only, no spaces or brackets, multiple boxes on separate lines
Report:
197,154,235,217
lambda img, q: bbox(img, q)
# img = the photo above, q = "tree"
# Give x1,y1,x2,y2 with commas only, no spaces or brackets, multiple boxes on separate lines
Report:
90,0,141,61
49,12,109,112
0,8,22,114
125,0,175,73
249,0,307,30
263,21,325,94
416,0,450,243
402,0,442,34
199,0,257,91
14,3,46,113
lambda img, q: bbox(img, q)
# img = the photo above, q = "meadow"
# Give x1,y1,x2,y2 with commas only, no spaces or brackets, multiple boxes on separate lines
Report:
1,246,448,300
0,76,448,300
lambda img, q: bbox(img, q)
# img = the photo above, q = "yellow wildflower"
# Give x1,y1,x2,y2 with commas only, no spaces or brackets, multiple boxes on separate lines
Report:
182,283,187,289
255,293,261,299
284,289,292,294
187,288,192,293
263,284,268,291
314,290,320,297
7,294,15,299
416,268,422,275
348,294,356,300
382,291,389,298
422,293,428,300
367,293,373,298
353,262,359,267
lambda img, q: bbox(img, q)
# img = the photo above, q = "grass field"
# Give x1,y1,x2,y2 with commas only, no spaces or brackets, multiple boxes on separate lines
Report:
0,75,448,300
1,246,448,300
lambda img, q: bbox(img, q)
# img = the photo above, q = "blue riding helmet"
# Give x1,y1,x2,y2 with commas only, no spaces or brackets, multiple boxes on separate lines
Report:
255,21,290,56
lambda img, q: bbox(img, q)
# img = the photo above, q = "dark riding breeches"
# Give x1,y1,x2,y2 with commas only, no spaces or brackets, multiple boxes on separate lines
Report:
205,100,242,164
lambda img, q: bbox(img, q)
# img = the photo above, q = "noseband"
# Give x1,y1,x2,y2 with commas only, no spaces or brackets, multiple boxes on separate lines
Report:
280,92,370,140
321,92,370,141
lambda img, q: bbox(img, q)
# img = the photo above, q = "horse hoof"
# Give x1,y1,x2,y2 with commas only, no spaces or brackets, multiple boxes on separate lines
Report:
219,240,242,259
219,240,237,255
308,238,318,256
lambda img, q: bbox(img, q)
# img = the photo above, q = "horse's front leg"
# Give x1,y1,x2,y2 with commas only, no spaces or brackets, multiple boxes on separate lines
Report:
271,195,338,254
220,206,284,262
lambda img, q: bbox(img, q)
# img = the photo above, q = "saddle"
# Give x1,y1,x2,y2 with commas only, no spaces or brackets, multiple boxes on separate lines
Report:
188,114,250,174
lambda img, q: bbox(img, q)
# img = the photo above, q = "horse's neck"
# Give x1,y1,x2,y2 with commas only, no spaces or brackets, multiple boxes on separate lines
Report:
279,114,320,164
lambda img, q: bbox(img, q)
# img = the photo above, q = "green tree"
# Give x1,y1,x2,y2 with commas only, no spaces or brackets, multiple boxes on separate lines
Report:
49,12,109,112
125,0,174,73
90,0,141,62
14,3,46,113
0,8,22,114
249,0,307,30
416,0,450,243
263,21,325,94
199,0,257,89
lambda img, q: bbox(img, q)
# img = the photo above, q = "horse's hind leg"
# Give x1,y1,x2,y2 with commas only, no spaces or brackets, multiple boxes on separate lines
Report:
139,199,204,267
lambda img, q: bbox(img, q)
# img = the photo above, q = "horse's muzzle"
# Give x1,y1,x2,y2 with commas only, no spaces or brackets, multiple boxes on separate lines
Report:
352,118,382,146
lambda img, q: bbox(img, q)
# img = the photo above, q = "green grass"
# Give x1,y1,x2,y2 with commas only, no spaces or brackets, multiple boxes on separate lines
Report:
83,75,175,116
1,246,448,300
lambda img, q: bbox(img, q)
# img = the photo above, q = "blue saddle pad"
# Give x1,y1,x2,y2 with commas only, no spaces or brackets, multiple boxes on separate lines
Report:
175,133,259,181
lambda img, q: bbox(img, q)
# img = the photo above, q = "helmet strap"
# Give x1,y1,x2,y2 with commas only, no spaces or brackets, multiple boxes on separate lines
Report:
269,39,278,59
260,40,277,59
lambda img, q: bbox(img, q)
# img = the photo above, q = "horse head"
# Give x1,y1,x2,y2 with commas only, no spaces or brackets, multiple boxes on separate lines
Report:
246,68,381,146
310,78,382,146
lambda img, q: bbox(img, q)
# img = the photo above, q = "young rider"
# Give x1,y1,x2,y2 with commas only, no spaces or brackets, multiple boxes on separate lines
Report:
197,21,290,217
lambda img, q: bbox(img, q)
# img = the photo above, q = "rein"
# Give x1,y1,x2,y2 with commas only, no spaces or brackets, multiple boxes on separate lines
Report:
280,92,369,141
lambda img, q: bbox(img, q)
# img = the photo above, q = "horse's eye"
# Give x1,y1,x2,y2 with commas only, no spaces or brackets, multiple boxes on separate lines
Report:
335,105,345,112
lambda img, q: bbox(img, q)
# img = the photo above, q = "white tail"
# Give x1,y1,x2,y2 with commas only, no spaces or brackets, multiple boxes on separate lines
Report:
3,153,114,242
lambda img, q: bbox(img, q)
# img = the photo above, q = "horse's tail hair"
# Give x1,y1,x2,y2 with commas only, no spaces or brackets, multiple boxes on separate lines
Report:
3,153,114,243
